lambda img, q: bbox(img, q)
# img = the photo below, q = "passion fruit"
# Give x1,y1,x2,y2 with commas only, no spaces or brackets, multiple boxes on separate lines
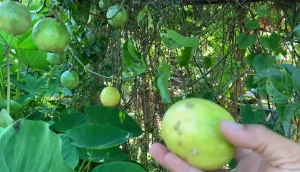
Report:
0,1,31,35
100,86,120,107
106,5,128,28
161,98,236,171
32,18,70,53
99,0,111,10
60,70,79,89
47,52,66,65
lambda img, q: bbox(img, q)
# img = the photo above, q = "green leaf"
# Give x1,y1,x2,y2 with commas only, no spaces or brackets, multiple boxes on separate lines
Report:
281,69,293,97
276,103,286,122
59,134,79,169
285,103,300,121
241,104,265,124
291,69,300,91
84,106,143,137
260,32,280,51
18,49,50,69
0,109,13,128
92,161,147,172
0,100,23,112
65,124,131,150
245,75,258,90
266,77,289,104
257,8,268,18
137,5,148,24
246,20,260,30
166,30,199,49
237,32,257,50
160,33,182,48
122,40,146,75
15,28,38,50
53,109,91,132
0,119,74,172
245,54,255,66
178,47,194,67
154,59,171,103
253,67,282,83
11,75,48,95
281,64,296,75
252,54,276,72
78,146,128,163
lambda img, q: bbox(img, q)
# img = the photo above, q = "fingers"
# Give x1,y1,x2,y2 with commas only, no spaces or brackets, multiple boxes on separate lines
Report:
220,120,300,167
150,143,203,172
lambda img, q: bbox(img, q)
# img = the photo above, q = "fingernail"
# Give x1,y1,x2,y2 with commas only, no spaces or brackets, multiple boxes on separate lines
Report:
222,120,243,131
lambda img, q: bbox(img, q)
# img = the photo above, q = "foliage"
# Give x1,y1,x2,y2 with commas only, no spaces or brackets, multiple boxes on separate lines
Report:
0,0,299,171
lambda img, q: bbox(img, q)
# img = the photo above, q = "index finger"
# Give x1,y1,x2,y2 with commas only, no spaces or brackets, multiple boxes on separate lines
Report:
150,143,227,172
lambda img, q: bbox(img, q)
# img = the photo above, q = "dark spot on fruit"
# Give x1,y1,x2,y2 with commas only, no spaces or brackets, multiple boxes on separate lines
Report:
178,141,182,146
177,130,182,135
173,121,181,131
185,102,194,109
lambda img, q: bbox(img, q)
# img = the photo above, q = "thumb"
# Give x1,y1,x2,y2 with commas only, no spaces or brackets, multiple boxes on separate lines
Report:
220,120,300,163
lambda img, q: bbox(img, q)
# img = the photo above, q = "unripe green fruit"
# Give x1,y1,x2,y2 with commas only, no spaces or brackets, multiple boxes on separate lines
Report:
161,98,236,171
32,18,70,53
106,5,128,28
0,1,31,35
47,52,66,65
60,70,79,89
99,0,111,10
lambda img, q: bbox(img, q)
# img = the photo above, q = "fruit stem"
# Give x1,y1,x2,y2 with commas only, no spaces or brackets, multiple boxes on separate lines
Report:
5,48,10,115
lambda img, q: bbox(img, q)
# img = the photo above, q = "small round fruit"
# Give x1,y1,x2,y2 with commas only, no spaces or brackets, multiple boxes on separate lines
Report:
47,52,66,65
99,0,111,10
100,86,120,107
60,70,79,89
161,98,236,171
106,5,128,28
32,18,70,53
0,1,31,35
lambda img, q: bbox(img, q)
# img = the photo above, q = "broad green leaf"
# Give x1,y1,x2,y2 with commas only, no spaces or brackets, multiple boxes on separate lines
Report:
18,49,50,69
84,106,143,137
260,32,280,51
0,100,22,112
15,28,38,50
291,69,300,91
246,20,260,30
11,75,48,95
252,54,276,72
78,146,128,163
266,77,289,104
281,69,293,97
253,67,282,83
160,33,181,48
284,103,300,122
65,124,131,150
281,63,296,75
59,134,79,169
0,119,74,172
166,30,199,49
245,54,255,66
245,75,258,90
53,109,91,132
92,161,147,172
137,5,148,24
241,104,265,124
257,8,268,18
293,24,300,32
122,40,146,75
154,59,171,103
237,32,257,50
0,109,13,128
276,103,286,122
178,47,194,67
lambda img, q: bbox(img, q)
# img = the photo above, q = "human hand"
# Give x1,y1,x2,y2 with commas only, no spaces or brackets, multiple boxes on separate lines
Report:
150,120,300,172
